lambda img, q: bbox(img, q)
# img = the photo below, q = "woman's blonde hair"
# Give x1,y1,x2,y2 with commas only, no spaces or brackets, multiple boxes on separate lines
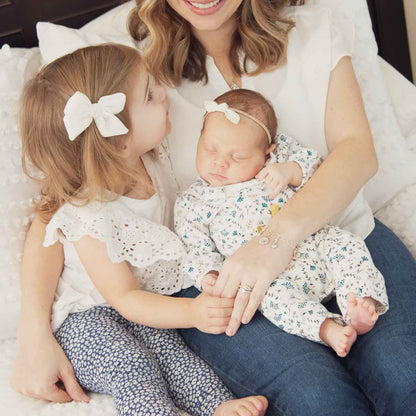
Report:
20,43,145,223
128,0,306,87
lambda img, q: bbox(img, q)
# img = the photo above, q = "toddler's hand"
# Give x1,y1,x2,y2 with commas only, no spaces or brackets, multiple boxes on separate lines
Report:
256,162,302,199
201,271,219,296
191,292,234,334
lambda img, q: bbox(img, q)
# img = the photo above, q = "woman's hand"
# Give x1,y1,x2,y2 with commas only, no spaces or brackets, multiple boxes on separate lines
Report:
213,236,295,336
190,292,234,334
10,325,89,403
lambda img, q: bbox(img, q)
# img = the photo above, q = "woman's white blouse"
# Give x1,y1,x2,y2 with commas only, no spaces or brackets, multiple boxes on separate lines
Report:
43,146,191,332
164,5,374,239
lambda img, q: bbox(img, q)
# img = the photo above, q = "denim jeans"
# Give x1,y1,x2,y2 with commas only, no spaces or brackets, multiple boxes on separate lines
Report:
177,219,416,415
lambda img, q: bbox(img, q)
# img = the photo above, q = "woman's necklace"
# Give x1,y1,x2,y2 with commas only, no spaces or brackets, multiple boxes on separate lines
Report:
229,81,240,90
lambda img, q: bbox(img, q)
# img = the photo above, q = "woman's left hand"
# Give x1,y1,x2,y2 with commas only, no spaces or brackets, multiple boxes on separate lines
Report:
213,236,295,336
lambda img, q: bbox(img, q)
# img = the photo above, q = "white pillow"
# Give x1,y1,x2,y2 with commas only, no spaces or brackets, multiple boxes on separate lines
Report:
0,45,42,340
37,22,135,65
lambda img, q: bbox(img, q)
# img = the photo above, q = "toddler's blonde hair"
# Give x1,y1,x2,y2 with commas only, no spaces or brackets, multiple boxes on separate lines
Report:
20,44,145,223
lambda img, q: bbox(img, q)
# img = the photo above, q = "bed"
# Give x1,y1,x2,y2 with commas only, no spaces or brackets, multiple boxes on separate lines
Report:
0,0,415,415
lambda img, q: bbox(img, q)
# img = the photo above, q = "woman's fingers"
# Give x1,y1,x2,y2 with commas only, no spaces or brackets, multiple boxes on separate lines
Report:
241,286,267,324
225,290,250,336
213,269,229,297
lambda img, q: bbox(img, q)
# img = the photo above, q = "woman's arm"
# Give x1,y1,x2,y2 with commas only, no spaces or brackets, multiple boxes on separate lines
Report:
214,57,378,335
10,215,89,403
74,235,234,334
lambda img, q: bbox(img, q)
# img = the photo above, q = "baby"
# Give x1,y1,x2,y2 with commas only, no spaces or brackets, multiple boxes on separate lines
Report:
174,89,389,357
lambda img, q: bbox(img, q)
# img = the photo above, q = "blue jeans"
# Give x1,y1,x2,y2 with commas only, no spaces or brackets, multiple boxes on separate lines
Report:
177,219,416,415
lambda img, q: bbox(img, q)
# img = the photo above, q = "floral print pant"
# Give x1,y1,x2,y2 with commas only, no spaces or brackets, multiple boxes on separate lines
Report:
55,306,234,415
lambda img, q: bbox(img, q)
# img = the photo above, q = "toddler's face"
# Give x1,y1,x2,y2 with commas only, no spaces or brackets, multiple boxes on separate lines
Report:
196,112,270,186
125,65,171,163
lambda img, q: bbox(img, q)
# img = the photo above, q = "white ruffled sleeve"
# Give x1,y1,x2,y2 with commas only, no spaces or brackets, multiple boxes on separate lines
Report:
44,201,185,268
329,8,355,71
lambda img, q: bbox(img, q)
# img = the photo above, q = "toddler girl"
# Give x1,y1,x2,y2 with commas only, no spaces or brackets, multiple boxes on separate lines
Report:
19,44,268,416
175,89,389,357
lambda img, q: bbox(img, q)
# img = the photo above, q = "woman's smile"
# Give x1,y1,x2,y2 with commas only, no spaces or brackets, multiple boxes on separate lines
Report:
184,0,226,16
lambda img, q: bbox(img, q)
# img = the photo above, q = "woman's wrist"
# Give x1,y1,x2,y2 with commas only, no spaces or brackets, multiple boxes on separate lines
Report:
264,211,307,245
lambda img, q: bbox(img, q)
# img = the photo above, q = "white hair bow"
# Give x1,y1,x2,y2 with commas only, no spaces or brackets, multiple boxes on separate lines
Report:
63,91,129,141
204,100,240,124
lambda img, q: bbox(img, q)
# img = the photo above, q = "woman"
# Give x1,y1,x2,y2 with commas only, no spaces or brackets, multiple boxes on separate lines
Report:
11,0,416,414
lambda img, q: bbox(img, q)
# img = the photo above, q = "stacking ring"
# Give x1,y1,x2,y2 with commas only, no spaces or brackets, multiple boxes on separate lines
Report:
238,284,253,294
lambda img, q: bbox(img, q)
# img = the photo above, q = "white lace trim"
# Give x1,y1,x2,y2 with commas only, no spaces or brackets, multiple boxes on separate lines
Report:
44,200,186,268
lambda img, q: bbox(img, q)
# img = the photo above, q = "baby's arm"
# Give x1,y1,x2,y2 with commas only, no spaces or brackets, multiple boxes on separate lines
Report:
74,236,233,334
174,195,224,290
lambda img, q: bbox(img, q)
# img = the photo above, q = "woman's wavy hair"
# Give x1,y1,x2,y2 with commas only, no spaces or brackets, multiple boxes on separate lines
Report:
20,44,147,223
128,0,306,87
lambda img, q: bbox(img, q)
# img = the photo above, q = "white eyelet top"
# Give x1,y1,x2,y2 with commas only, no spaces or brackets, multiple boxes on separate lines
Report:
43,143,192,331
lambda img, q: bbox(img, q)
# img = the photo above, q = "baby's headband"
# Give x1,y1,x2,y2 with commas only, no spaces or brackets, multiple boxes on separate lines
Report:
204,100,272,145
63,91,129,141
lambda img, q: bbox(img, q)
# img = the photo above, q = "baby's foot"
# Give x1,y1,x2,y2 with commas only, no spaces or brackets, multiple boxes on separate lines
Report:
214,395,268,416
320,318,357,358
346,293,379,335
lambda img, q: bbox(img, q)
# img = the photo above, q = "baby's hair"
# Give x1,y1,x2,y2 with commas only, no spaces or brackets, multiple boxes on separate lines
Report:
20,44,146,223
210,89,278,147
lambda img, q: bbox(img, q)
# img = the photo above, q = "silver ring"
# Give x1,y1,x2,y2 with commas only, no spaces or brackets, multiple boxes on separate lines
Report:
238,284,253,295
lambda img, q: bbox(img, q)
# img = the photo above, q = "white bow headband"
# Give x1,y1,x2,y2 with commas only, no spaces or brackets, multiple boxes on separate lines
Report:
63,91,129,141
204,100,272,144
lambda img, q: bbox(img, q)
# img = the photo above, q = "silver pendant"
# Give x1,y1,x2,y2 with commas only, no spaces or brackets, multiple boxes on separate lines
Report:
230,82,239,90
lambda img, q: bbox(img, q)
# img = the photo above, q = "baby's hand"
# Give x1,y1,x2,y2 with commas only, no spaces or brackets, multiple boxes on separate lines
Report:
201,271,219,296
191,292,234,334
256,162,302,199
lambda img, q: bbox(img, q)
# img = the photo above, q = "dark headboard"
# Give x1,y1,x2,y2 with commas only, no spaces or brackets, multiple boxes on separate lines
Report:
0,0,413,82
366,0,413,82
0,0,124,47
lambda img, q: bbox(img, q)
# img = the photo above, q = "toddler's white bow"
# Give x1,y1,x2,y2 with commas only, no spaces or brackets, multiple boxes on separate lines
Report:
63,91,129,141
204,100,240,124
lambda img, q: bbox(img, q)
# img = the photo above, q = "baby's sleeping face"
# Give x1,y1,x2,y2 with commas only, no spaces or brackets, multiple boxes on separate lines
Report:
196,112,271,187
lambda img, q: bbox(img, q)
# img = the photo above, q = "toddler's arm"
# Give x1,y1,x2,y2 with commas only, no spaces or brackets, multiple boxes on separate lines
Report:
174,195,225,290
74,235,233,334
10,215,89,403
